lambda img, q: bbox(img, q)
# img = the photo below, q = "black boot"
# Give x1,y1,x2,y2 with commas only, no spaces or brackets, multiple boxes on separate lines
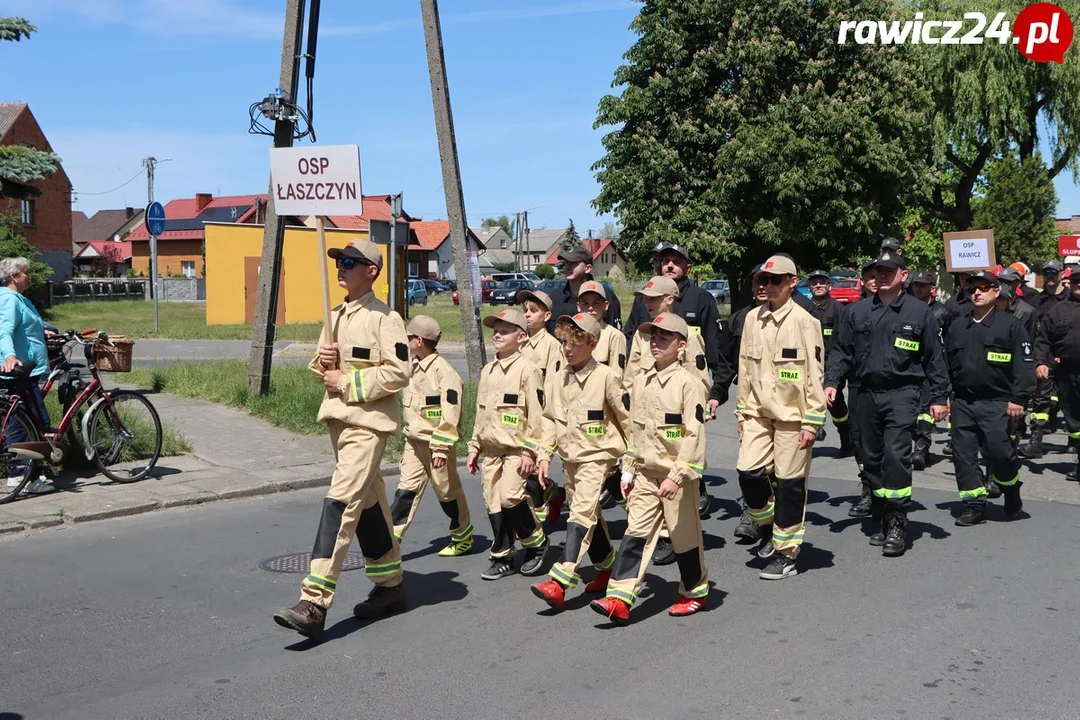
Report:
698,476,711,517
1003,481,1024,520
849,481,872,518
882,514,907,557
652,537,676,565
1067,460,1080,482
836,423,854,458
912,447,929,471
955,503,986,527
1019,424,1045,459
733,503,761,542
869,517,886,547
984,467,1002,499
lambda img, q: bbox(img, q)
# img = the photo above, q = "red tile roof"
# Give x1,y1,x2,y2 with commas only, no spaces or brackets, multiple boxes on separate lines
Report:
74,240,132,261
544,237,620,266
127,193,266,241
325,195,409,231
411,220,450,250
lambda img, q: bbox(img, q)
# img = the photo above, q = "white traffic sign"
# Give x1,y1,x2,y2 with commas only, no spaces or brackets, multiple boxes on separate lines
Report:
269,145,363,216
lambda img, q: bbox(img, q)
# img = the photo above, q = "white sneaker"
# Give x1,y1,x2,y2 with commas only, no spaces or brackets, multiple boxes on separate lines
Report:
23,477,55,495
5,474,23,489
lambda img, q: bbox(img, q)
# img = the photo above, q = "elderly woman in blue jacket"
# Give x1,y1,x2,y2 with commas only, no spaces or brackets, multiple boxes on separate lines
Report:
0,257,52,494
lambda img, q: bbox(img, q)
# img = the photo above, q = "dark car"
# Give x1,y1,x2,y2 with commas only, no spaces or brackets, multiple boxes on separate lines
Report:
488,279,536,305
422,279,450,295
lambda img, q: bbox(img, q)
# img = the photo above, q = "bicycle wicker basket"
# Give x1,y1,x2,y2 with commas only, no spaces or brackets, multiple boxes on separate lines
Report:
93,337,134,372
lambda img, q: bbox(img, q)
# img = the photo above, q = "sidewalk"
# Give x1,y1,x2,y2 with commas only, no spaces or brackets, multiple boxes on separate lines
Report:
0,390,348,535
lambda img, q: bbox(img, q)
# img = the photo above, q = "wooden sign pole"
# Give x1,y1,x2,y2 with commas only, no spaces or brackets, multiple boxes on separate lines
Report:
316,216,332,330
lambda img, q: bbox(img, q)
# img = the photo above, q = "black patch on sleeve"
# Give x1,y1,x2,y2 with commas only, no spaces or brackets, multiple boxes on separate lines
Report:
696,354,706,370
556,360,562,372
503,393,519,404
446,388,459,405
424,395,441,405
664,413,683,425
587,409,604,421
537,389,545,407
696,404,705,424
782,348,798,359
395,342,409,361
618,354,626,369
622,393,630,411
815,346,822,362
352,346,371,360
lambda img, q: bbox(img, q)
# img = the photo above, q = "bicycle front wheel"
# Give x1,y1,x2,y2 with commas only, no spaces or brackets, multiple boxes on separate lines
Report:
0,404,40,504
87,390,163,483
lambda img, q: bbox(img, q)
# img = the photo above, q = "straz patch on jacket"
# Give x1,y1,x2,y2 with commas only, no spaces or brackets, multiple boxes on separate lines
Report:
987,351,1012,363
778,368,802,382
424,408,443,419
584,423,605,437
894,337,920,352
501,412,520,427
664,427,683,440
823,328,833,336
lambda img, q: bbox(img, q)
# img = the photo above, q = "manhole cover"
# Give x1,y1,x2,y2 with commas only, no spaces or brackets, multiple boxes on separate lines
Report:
259,552,365,574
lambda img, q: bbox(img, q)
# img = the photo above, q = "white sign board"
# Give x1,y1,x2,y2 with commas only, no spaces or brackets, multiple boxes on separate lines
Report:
467,251,482,304
943,229,995,272
269,145,363,216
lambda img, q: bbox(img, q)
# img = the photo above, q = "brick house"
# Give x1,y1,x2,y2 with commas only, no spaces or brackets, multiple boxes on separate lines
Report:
0,103,74,280
1055,215,1080,234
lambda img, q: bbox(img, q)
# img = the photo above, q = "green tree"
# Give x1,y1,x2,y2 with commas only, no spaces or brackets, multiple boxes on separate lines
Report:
562,219,581,253
0,18,60,200
592,0,930,305
971,155,1058,266
481,215,513,237
533,263,555,279
0,210,54,310
915,0,1080,230
894,202,955,272
600,221,621,239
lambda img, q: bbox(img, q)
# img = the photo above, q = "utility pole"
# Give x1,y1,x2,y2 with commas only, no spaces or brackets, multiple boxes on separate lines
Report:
421,0,486,379
521,210,529,271
513,212,520,272
247,0,306,395
143,156,160,332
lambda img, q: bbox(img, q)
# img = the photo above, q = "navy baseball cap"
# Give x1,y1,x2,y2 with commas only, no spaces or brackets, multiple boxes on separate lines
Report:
911,270,937,285
966,271,1000,287
808,269,831,281
875,252,907,270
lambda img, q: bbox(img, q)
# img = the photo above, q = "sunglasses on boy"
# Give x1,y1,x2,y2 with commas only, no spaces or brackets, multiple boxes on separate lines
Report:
753,274,790,286
336,258,372,271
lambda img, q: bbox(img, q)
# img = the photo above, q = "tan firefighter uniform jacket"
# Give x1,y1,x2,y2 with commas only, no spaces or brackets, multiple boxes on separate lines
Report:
521,327,564,383
402,352,463,461
625,362,708,486
593,323,627,379
468,351,545,459
538,357,630,465
624,328,710,394
735,298,828,432
308,291,411,434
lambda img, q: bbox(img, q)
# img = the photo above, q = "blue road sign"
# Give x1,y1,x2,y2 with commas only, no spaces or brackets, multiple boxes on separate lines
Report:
145,202,166,236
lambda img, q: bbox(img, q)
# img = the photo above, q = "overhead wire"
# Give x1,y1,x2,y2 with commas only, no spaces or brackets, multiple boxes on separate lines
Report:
72,167,146,196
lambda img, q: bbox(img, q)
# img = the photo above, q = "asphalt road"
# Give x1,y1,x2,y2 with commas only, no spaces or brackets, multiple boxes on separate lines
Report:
3,425,1080,720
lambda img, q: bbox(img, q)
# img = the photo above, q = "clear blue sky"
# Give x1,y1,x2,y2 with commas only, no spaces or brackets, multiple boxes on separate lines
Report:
4,0,1079,232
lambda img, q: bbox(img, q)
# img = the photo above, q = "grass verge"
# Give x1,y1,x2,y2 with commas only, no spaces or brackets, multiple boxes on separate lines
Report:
125,360,477,464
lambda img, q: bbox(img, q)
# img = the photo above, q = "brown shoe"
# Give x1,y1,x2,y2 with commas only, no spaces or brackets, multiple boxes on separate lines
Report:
353,584,406,620
273,600,326,639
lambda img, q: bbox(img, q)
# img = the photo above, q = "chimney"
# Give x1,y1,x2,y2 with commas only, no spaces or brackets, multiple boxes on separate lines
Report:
125,206,135,218
195,193,212,211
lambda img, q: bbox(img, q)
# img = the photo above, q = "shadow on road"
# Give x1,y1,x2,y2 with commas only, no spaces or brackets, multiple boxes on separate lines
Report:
591,573,728,627
0,713,26,720
401,535,491,563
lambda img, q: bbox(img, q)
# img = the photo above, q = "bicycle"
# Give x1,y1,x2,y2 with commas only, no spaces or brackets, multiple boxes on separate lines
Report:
0,329,163,503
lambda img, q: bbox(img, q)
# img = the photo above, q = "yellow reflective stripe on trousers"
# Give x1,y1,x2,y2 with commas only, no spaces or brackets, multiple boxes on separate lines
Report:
608,587,637,606
550,564,580,588
959,487,987,500
350,370,367,403
1031,413,1049,422
1070,431,1080,440
520,532,547,548
992,473,1020,487
873,487,913,499
304,573,337,590
917,413,934,424
365,560,402,577
594,548,616,571
772,527,803,541
748,502,775,522
685,582,709,599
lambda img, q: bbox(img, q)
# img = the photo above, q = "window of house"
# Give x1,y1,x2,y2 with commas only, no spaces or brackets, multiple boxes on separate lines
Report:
532,253,540,265
499,235,507,248
408,261,420,278
20,200,34,226
181,261,196,278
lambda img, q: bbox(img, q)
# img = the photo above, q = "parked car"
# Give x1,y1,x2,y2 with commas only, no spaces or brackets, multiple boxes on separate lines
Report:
407,279,428,306
443,280,457,291
796,277,812,299
700,279,730,302
452,280,496,305
488,279,536,305
422,279,450,295
534,279,563,296
830,277,861,303
491,272,541,284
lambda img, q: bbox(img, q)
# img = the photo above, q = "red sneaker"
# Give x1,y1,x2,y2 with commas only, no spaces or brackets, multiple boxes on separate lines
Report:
583,570,611,594
668,595,706,617
530,579,565,609
590,596,630,625
547,487,566,527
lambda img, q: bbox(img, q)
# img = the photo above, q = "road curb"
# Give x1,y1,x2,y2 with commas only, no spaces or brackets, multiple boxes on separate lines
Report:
0,459,465,536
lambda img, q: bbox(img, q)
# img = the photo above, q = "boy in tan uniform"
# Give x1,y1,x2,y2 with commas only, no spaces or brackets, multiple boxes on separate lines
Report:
625,276,711,394
592,313,710,625
467,308,549,580
530,313,630,609
274,239,410,640
735,255,827,580
577,281,626,379
389,315,473,557
517,289,566,527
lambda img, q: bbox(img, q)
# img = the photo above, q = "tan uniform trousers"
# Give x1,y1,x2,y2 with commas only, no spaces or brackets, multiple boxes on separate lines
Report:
736,416,812,559
482,454,546,559
301,421,402,608
392,438,472,545
606,472,709,607
549,460,616,589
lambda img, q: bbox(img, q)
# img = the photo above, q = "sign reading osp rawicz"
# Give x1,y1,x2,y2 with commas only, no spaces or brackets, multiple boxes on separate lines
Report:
943,229,996,273
269,145,363,216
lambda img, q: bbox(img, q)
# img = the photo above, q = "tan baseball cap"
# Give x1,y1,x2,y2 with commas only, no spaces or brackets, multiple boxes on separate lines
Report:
635,275,680,298
483,308,528,332
577,280,607,300
640,312,689,339
406,315,442,342
556,312,601,340
328,238,383,270
517,289,553,310
759,254,797,276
